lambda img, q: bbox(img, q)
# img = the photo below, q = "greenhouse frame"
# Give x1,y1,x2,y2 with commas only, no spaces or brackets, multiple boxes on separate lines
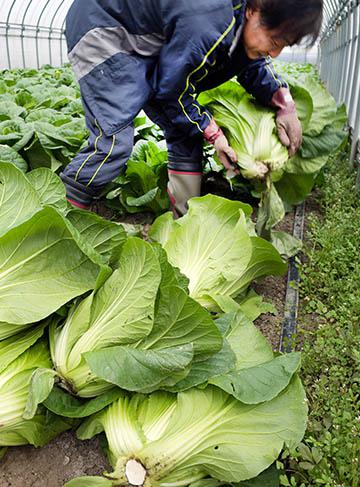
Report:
1,0,359,170
0,1,359,487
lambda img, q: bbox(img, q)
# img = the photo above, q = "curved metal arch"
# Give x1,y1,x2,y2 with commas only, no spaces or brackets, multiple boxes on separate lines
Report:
320,0,360,168
35,0,53,68
60,6,68,65
5,0,19,69
2,0,72,69
322,0,356,39
1,0,356,69
322,2,332,24
48,0,68,66
20,0,36,68
322,0,339,32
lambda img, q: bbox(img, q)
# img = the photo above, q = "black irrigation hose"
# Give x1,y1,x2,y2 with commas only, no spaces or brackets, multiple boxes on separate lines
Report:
279,202,306,353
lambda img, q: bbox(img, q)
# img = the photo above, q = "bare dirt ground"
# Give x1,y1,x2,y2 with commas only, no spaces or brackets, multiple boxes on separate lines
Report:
0,200,296,487
253,210,294,350
0,433,109,487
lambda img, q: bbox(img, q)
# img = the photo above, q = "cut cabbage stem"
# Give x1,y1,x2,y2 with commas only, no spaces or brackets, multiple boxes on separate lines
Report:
258,161,269,175
125,459,147,486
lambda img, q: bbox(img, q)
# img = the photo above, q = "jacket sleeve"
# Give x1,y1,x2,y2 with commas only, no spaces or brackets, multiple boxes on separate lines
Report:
237,56,287,106
155,13,236,137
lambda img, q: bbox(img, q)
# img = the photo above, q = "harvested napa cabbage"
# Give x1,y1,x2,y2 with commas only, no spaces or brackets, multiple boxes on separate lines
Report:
65,379,307,486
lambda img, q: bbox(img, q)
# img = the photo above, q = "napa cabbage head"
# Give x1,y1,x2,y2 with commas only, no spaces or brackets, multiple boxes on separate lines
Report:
0,329,70,448
150,195,286,311
65,378,306,487
50,237,222,398
51,237,162,397
199,81,289,179
63,311,307,487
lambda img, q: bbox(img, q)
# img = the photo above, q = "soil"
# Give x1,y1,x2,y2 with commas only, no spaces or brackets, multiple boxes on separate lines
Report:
0,432,110,487
293,190,326,347
253,209,295,350
0,196,297,487
253,275,287,350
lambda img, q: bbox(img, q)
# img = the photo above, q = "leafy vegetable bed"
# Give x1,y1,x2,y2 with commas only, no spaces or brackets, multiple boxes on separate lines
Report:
0,63,349,487
0,165,304,486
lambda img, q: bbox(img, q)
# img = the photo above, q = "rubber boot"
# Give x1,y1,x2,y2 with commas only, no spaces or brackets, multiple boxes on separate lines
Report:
167,169,202,218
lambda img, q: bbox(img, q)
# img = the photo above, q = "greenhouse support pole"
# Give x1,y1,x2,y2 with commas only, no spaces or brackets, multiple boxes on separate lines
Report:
345,5,359,111
35,0,52,69
60,16,67,66
346,4,360,126
5,0,18,69
20,1,34,69
49,0,67,66
337,18,347,100
349,5,360,170
339,13,352,103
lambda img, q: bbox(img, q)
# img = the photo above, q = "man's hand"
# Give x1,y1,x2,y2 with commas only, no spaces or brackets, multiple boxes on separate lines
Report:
272,88,302,157
276,111,302,157
213,132,238,171
204,118,239,174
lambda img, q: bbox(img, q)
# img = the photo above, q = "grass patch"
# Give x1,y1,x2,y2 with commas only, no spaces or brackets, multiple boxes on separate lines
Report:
281,150,360,487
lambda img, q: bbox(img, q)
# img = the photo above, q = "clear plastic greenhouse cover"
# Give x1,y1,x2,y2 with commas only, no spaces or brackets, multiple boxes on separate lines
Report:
0,0,73,69
0,0,352,70
0,0,348,70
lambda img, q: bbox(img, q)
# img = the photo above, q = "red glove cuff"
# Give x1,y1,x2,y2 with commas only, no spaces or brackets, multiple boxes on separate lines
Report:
271,88,296,116
203,118,223,144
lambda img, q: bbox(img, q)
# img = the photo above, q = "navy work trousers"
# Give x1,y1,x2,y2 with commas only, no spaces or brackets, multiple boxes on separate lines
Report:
61,96,204,207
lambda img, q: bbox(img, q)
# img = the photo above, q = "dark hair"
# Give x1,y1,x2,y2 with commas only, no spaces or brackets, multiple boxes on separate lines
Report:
247,0,323,46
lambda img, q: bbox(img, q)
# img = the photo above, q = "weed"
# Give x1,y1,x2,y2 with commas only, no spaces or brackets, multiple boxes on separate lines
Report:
280,149,360,487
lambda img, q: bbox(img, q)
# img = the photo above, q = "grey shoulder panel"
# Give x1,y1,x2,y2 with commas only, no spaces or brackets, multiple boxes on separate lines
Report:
69,26,165,80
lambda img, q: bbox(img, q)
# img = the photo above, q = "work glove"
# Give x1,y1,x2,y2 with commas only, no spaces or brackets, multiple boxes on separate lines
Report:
272,88,302,157
204,118,239,175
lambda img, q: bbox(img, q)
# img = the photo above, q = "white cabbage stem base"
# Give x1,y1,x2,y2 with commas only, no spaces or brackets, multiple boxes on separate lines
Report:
125,459,147,486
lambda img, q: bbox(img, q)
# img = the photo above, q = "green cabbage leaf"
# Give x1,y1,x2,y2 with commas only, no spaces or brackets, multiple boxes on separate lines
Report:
150,195,286,311
66,378,306,486
46,238,222,398
0,328,70,447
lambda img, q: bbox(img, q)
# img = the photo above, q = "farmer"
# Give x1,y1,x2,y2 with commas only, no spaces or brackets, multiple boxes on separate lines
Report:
61,0,323,215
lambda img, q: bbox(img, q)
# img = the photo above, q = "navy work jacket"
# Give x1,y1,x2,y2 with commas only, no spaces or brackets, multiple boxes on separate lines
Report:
66,0,286,137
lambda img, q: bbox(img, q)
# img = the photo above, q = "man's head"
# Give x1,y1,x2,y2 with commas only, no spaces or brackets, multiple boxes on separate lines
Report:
242,0,323,59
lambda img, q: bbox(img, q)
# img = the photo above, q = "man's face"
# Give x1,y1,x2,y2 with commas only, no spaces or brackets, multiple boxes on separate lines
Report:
242,9,290,60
